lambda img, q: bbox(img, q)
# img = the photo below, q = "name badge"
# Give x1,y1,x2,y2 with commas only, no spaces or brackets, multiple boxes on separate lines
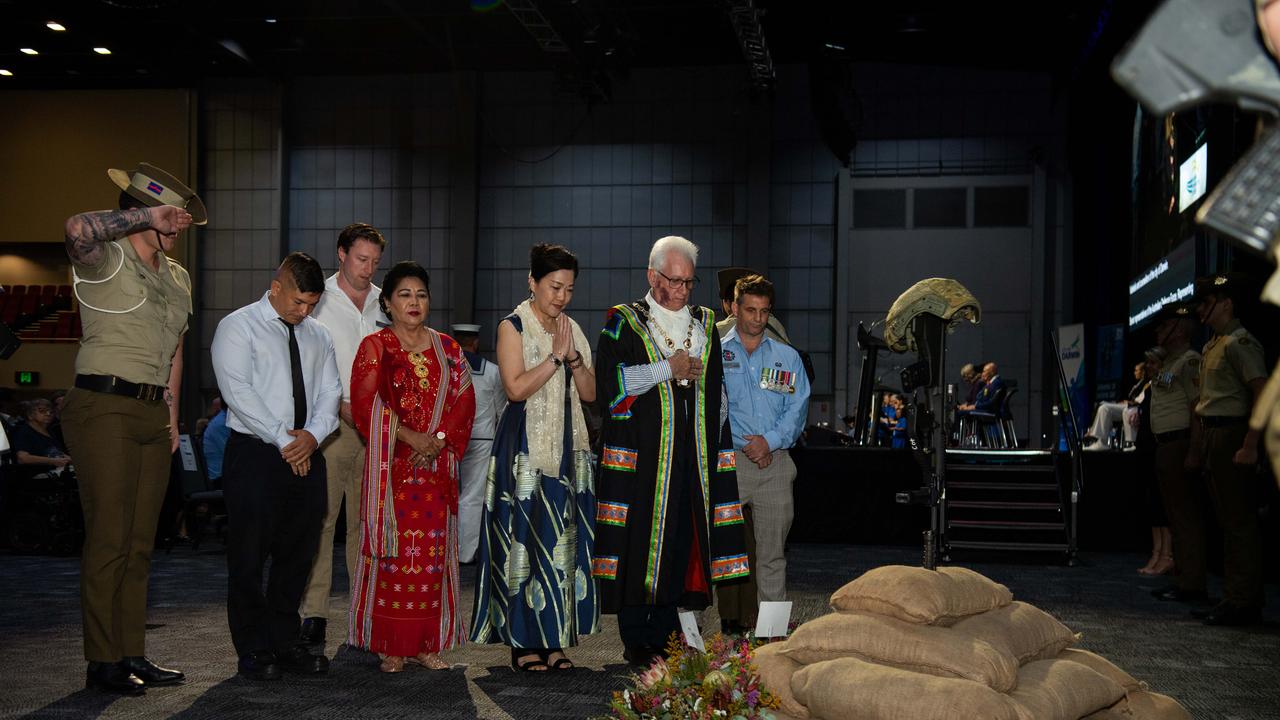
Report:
724,361,740,369
759,367,796,394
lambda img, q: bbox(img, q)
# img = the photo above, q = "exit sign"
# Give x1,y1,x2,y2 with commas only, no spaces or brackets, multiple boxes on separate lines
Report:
14,371,39,386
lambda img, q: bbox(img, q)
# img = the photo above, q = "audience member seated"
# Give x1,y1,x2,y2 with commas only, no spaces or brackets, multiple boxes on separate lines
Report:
889,393,909,449
958,362,1004,413
877,391,897,446
202,402,229,485
1083,351,1162,451
958,362,984,406
12,399,72,479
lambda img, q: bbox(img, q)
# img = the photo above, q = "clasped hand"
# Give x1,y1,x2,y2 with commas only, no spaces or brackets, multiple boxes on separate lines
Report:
282,429,318,477
402,428,447,469
669,349,703,382
551,313,574,361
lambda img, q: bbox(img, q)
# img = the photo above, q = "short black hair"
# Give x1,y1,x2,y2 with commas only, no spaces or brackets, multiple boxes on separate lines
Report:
118,189,148,212
378,261,431,316
530,243,579,281
278,252,325,294
337,223,387,253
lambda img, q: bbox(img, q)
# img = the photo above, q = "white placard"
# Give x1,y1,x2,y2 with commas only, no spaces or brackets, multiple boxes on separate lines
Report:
755,601,793,638
178,434,198,472
677,611,705,652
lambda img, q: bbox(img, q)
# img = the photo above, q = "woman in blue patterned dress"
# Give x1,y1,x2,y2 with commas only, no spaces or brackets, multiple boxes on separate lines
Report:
469,243,600,671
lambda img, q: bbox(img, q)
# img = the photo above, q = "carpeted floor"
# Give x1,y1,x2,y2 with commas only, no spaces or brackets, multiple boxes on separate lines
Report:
2,543,1277,720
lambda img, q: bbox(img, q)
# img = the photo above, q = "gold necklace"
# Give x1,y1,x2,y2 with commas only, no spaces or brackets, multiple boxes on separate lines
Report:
650,311,693,350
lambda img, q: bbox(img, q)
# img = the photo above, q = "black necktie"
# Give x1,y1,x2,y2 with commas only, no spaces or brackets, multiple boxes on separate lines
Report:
282,319,307,429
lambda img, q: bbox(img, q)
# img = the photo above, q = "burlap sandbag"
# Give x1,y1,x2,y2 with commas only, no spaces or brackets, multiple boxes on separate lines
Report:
791,657,1023,720
753,641,810,719
1084,692,1193,719
781,611,1018,692
1007,658,1126,720
1056,648,1145,692
951,601,1078,665
828,565,1013,626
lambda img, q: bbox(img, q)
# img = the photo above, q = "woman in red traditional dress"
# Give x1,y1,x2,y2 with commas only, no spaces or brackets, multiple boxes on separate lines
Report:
349,261,475,673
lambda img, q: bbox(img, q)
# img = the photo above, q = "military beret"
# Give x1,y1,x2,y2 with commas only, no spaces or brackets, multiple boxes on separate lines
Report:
717,267,758,301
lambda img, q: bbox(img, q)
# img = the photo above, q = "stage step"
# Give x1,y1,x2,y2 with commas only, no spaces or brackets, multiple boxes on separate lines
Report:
946,540,1071,552
949,519,1065,530
948,481,1058,491
948,500,1060,510
942,447,1075,562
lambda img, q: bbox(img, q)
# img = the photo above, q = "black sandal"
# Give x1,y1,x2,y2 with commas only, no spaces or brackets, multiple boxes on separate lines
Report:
545,649,575,670
511,649,549,672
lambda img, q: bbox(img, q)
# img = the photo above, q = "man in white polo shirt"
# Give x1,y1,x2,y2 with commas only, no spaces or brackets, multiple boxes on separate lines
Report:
299,223,387,644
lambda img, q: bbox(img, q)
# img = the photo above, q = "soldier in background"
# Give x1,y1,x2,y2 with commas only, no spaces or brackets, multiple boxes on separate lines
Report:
1188,274,1266,627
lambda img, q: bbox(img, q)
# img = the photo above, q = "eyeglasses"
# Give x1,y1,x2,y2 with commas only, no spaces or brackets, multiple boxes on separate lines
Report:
655,269,699,291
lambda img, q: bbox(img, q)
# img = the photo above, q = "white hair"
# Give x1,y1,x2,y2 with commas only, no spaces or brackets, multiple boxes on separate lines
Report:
648,235,699,272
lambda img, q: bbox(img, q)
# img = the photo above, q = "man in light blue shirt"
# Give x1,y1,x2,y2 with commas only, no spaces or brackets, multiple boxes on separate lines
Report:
720,274,810,605
211,252,342,681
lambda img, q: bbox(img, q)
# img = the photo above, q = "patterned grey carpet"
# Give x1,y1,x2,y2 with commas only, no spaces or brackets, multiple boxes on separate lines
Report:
2,543,1276,719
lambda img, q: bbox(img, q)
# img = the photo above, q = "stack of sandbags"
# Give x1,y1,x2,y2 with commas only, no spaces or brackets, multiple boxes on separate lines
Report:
749,565,1189,720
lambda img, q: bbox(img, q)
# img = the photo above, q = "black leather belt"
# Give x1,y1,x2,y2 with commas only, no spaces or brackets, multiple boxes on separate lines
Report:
1154,428,1191,443
75,374,166,402
1199,415,1246,428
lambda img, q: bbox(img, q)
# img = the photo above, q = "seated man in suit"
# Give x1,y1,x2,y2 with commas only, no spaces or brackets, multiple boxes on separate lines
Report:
959,362,1004,413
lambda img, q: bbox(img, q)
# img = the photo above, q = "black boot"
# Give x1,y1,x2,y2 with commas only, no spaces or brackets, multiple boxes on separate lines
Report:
121,656,185,686
85,661,146,696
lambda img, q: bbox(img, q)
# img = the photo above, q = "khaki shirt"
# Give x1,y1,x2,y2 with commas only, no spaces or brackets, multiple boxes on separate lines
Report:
1195,319,1267,419
72,239,191,387
1149,347,1201,434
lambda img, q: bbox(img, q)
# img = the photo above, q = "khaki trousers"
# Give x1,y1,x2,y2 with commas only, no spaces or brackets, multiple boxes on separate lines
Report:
731,448,796,603
61,388,172,662
299,423,366,619
1201,423,1264,607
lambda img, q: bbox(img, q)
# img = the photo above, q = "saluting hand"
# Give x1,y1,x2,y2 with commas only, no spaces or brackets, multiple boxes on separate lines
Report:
149,205,193,235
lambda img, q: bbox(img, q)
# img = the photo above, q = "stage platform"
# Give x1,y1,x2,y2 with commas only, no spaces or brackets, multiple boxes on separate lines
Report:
2,542,1277,720
791,445,1280,564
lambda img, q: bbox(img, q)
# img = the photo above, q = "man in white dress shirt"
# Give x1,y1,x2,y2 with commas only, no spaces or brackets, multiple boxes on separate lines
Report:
299,223,387,644
211,252,342,681
452,323,506,564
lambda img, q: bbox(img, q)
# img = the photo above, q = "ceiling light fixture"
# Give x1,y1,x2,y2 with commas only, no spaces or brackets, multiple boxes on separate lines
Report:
265,18,277,23
93,47,111,55
47,21,67,32
0,69,12,76
20,48,38,55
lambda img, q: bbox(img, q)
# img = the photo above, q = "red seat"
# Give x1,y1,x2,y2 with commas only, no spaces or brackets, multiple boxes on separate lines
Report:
57,285,71,298
8,285,25,295
20,295,38,315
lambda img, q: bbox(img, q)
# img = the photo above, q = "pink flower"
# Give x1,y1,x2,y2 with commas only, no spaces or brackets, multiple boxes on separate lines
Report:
636,658,670,689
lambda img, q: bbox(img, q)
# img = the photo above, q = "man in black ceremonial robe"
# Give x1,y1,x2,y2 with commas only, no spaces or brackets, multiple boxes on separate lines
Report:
593,235,750,667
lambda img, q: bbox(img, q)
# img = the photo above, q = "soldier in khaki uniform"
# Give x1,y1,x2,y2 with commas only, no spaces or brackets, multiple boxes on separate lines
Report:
1147,302,1208,605
61,163,203,694
1188,274,1267,626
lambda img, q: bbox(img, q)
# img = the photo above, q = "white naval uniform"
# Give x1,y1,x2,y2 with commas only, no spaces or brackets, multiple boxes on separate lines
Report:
459,351,506,562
